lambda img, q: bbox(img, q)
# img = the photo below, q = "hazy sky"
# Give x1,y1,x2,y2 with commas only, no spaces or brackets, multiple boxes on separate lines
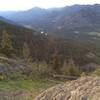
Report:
0,0,100,11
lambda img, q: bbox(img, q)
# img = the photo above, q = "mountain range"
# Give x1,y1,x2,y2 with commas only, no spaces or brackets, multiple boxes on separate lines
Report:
1,4,100,37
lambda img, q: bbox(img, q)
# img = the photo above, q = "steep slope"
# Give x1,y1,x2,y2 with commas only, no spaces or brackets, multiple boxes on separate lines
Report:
0,16,10,22
0,7,47,29
35,77,100,100
0,19,50,60
0,16,15,24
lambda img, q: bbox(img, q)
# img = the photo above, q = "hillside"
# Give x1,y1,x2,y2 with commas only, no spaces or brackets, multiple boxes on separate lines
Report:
0,16,15,24
1,5,100,51
0,18,50,58
1,5,100,56
35,77,100,100
0,18,100,67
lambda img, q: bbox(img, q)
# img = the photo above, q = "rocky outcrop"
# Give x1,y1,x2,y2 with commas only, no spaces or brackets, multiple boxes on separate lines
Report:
35,77,100,100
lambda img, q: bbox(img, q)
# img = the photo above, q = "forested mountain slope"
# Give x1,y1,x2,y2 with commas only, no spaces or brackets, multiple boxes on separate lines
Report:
0,18,100,67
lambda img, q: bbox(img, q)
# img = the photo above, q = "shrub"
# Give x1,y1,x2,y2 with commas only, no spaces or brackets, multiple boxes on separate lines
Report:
0,74,5,81
91,68,100,76
81,72,87,77
23,61,53,79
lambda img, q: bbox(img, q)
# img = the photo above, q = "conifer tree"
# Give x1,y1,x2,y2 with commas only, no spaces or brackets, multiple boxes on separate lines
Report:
52,53,61,74
1,30,13,49
1,30,14,56
62,58,80,76
23,42,32,62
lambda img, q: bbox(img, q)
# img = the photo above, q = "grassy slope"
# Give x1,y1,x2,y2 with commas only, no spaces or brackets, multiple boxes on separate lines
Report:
0,78,61,99
0,79,59,91
88,32,100,37
0,57,62,99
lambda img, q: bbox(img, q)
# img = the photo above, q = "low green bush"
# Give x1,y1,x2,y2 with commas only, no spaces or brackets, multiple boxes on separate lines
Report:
91,68,100,76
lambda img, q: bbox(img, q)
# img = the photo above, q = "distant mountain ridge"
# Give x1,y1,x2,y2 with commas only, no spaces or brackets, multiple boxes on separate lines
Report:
1,4,100,37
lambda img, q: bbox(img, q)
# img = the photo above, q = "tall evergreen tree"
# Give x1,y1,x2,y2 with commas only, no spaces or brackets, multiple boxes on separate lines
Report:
1,30,13,49
23,42,32,62
61,58,80,76
1,30,14,56
52,52,61,74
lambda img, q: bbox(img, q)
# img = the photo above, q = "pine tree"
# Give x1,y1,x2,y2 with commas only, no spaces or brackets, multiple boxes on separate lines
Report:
67,59,78,76
62,58,80,76
23,42,32,62
52,53,61,74
1,30,14,56
61,60,68,75
1,30,13,49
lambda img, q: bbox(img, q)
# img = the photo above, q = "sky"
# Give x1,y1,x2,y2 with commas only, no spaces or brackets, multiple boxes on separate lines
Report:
0,0,100,11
